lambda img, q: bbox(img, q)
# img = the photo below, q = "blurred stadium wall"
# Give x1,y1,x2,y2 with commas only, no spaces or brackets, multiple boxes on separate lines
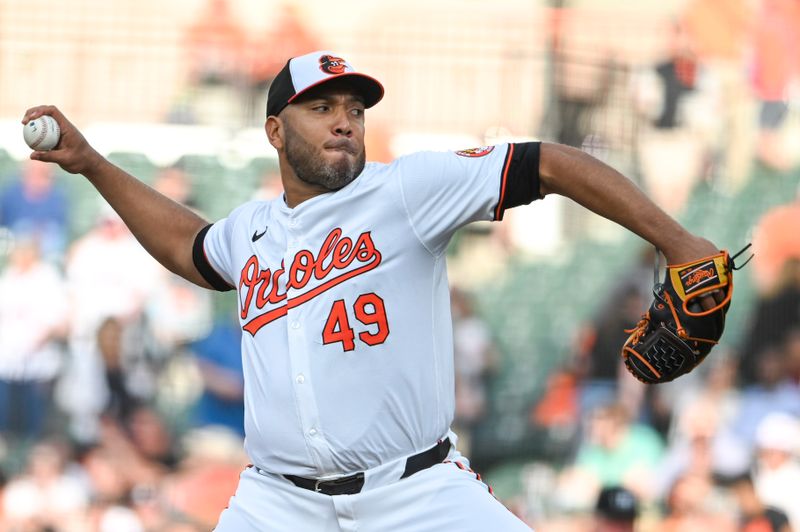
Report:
0,0,700,249
1,0,676,142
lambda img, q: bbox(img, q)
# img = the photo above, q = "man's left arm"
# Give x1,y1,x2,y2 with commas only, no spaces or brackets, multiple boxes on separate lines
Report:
538,142,718,265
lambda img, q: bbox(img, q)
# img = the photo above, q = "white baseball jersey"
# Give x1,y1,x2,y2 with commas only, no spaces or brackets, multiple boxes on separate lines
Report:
193,142,541,478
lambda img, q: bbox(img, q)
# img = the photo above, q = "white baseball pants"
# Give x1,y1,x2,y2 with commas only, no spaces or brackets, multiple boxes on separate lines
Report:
214,451,532,531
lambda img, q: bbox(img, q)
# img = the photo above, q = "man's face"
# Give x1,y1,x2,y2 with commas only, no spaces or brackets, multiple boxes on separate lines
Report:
279,83,367,191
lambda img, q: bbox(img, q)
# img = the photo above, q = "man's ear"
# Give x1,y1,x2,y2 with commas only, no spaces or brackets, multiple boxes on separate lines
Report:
265,116,283,150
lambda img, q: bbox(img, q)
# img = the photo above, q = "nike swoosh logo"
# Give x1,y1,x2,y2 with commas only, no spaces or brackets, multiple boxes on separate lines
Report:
252,227,268,242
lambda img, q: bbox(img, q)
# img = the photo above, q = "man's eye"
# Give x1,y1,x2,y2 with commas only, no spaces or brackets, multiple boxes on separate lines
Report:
351,108,364,117
313,105,329,112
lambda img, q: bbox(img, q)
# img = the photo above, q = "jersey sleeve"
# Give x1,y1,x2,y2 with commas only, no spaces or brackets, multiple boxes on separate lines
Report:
192,205,254,292
396,142,541,255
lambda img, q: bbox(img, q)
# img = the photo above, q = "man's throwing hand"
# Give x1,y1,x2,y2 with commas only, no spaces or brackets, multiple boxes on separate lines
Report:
22,105,103,176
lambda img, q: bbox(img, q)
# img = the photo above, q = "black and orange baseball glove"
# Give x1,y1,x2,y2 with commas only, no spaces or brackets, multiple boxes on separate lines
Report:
621,245,751,384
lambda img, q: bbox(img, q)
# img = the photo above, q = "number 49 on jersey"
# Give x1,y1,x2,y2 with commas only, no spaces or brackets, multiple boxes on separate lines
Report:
322,292,389,351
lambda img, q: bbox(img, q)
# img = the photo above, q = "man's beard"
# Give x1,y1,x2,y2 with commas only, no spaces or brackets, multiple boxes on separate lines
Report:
284,122,366,191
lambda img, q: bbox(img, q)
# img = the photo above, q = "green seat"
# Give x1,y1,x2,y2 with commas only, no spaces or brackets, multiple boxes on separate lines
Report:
61,173,102,240
106,151,159,185
0,149,19,187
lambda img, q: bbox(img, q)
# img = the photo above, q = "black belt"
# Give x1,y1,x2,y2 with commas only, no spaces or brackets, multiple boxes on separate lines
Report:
284,438,451,496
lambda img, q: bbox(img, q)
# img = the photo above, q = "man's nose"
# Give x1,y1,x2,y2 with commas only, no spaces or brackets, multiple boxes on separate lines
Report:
332,108,353,136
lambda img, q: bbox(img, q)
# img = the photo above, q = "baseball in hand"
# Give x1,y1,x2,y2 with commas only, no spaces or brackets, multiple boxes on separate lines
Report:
23,115,61,151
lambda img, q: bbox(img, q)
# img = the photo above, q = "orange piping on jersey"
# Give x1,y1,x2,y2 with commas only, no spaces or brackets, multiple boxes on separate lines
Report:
494,144,514,221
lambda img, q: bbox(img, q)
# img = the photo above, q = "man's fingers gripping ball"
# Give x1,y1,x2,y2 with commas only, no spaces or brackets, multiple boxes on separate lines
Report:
23,114,60,151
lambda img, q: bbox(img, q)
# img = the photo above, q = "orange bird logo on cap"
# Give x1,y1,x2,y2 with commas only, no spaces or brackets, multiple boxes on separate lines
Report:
319,55,347,74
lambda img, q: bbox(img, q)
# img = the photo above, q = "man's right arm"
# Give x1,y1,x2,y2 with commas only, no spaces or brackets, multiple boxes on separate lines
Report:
23,105,214,289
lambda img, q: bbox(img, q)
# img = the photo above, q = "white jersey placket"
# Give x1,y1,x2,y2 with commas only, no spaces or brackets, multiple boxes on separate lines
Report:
283,213,335,474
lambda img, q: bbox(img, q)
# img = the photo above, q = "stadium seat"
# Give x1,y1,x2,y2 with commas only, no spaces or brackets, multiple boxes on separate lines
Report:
0,149,18,186
106,151,159,185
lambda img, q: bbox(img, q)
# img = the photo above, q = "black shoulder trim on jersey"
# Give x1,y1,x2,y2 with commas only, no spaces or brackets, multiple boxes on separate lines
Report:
494,141,541,221
192,224,234,292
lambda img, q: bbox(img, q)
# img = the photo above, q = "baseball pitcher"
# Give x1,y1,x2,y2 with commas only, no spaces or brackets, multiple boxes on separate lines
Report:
24,51,729,531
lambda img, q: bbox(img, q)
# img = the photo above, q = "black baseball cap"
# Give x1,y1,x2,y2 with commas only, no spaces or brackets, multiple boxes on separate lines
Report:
595,486,639,522
266,51,385,118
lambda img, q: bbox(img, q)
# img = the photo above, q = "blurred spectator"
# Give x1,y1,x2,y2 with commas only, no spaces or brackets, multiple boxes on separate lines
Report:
574,285,645,420
81,443,151,531
751,0,800,171
656,396,749,499
681,0,751,61
94,505,145,532
634,20,711,214
2,441,90,530
97,317,142,424
72,417,173,530
145,271,213,355
92,416,171,504
570,247,656,425
64,204,161,342
655,472,736,531
728,471,792,532
181,0,248,126
188,318,244,437
567,403,664,502
651,22,699,131
81,445,134,508
0,468,6,524
0,160,68,262
162,427,246,529
145,269,214,357
740,259,800,384
751,194,800,294
551,6,613,149
126,406,180,470
147,166,212,351
0,235,68,441
531,366,579,438
450,287,499,455
680,0,755,188
733,346,800,448
661,354,741,443
152,165,197,209
183,0,247,87
785,328,800,385
247,3,320,122
128,481,173,532
58,205,161,442
594,485,638,532
752,412,800,531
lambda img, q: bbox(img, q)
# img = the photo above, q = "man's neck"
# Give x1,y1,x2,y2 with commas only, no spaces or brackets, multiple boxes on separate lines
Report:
279,164,331,208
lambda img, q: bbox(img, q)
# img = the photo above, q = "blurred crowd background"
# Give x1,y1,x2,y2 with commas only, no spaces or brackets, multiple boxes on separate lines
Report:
1,0,800,530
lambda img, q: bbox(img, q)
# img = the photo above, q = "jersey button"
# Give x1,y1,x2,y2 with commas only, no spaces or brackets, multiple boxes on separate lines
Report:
291,321,301,330
295,374,305,384
308,428,317,436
